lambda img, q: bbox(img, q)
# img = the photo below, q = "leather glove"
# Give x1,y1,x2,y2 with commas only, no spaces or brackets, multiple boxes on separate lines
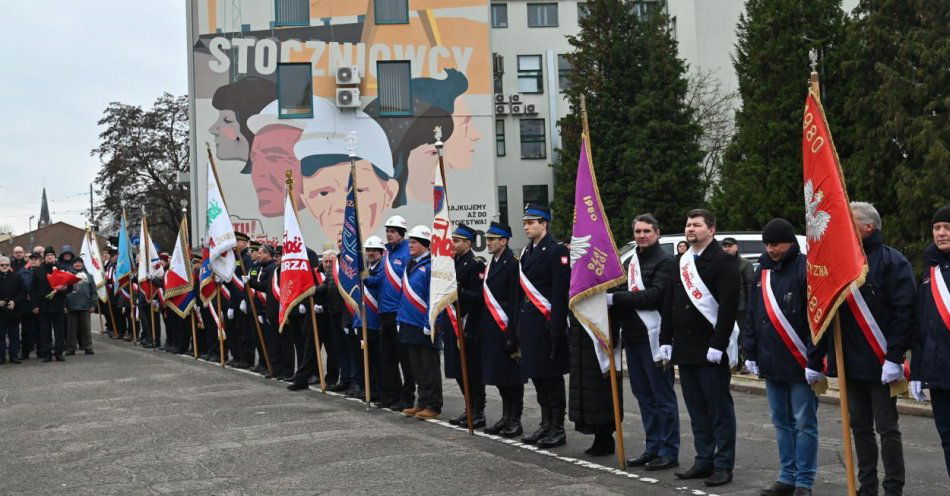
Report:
910,380,926,402
226,309,234,320
313,304,324,314
605,293,614,307
505,334,519,356
805,368,825,385
744,360,759,376
298,304,306,315
239,300,247,314
706,347,723,364
658,345,672,362
881,360,902,384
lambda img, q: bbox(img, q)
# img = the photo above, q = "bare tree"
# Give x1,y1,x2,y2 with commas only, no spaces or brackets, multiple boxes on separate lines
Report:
685,69,737,200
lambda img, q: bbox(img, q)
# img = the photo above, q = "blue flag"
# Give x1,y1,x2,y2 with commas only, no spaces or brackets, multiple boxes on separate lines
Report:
337,170,364,315
115,211,132,288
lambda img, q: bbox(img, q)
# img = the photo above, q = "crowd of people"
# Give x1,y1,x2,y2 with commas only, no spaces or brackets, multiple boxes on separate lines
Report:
2,202,949,496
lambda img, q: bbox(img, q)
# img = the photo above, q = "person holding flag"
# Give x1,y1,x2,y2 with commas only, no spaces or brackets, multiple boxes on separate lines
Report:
478,222,526,438
741,219,820,496
248,244,285,379
376,215,415,411
115,213,134,341
355,235,386,400
515,204,571,448
911,205,950,478
163,217,197,355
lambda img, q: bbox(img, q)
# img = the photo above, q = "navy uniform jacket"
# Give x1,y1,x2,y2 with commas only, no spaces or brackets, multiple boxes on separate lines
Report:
817,230,916,382
512,232,570,379
248,259,278,325
741,244,821,382
443,249,486,379
478,247,525,386
354,260,384,331
911,244,950,389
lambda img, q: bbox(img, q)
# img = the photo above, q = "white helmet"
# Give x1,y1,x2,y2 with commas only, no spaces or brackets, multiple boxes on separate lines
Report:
407,225,432,242
364,235,385,250
384,215,407,230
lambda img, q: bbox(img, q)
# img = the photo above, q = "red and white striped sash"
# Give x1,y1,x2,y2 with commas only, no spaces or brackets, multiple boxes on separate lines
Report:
384,251,403,291
364,290,379,315
482,258,509,332
271,269,280,301
402,267,426,314
446,304,461,338
930,265,950,332
845,286,887,365
761,269,808,368
518,249,551,320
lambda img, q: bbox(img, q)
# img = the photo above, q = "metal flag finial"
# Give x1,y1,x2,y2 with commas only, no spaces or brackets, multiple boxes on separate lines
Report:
434,126,444,156
345,131,358,157
809,48,818,73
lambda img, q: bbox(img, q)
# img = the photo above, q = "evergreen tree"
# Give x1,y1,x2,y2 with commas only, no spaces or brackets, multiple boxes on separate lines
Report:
712,0,846,231
551,0,703,239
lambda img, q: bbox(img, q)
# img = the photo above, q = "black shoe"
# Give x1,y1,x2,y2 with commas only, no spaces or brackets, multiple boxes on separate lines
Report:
54,354,65,362
499,419,523,438
521,407,551,444
644,456,678,471
348,387,366,399
65,350,76,356
0,358,5,364
675,465,714,480
9,358,21,364
537,426,566,449
471,412,487,429
792,488,812,496
704,469,733,487
287,382,310,391
84,350,94,355
249,365,265,373
280,375,295,383
448,412,467,426
42,356,52,363
484,416,509,435
584,431,614,456
627,452,657,467
20,353,31,360
233,361,251,369
390,401,411,412
328,382,349,392
373,398,397,409
760,481,796,496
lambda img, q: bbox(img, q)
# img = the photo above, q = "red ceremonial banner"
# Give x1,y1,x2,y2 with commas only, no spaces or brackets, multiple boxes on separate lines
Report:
802,88,868,343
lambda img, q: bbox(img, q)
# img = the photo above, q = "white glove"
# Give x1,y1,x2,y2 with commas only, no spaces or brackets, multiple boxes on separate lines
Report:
706,347,723,364
881,360,903,384
423,327,432,336
242,275,249,283
298,304,306,314
313,304,324,314
805,368,825,385
745,360,759,376
658,345,672,361
910,380,926,402
605,293,614,307
239,300,247,314
226,309,234,320
257,315,264,324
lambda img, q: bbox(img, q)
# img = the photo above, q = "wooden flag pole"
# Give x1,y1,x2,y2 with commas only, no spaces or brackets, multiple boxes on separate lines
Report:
286,170,327,393
215,288,226,367
104,291,119,339
143,216,158,351
834,315,858,496
344,134,373,410
436,131,474,434
190,310,199,359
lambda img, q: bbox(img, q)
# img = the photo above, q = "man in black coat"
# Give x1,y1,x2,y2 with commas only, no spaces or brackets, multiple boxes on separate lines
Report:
443,223,487,428
0,255,28,364
660,209,739,487
813,202,914,496
248,244,285,379
609,213,679,470
32,248,70,362
513,204,571,449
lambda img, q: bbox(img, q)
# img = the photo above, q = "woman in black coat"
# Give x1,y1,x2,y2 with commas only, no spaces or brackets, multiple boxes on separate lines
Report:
569,313,623,456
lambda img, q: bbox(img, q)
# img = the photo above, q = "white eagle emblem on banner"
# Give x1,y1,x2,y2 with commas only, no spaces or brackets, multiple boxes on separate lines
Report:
804,180,831,242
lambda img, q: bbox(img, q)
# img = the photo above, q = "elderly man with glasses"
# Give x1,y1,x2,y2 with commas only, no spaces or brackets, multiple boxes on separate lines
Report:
0,256,28,364
10,247,26,271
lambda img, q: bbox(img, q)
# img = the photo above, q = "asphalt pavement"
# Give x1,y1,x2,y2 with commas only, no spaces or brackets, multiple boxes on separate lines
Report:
1,324,947,495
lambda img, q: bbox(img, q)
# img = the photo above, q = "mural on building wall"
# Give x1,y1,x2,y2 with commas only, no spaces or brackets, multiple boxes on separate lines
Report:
192,0,494,251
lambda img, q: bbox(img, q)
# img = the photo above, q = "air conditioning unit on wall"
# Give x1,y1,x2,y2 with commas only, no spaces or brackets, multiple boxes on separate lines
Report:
337,88,361,108
336,66,360,85
495,104,508,115
510,104,524,115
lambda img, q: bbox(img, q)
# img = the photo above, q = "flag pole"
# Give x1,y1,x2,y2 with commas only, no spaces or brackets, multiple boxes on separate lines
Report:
580,94,627,469
87,229,113,336
191,310,199,359
345,133,373,410
215,288,226,367
122,209,139,344
435,130,474,435
142,214,158,351
286,170,327,393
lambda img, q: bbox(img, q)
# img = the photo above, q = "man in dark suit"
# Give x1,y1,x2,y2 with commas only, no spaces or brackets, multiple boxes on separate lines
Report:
32,248,70,362
514,204,571,449
659,209,739,487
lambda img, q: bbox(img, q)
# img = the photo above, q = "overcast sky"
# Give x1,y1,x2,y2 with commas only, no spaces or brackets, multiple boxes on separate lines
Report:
0,1,187,235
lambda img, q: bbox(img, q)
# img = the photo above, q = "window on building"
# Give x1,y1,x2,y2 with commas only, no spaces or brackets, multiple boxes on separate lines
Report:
274,0,309,27
520,119,546,159
377,61,412,115
522,184,549,209
375,0,409,24
527,3,558,27
633,0,664,21
517,55,543,94
495,120,506,157
277,63,313,118
491,3,508,28
558,55,573,92
494,76,503,94
498,186,509,226
577,2,589,22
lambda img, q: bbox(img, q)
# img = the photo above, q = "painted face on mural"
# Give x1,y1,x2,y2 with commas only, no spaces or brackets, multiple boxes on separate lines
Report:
249,125,304,217
444,98,481,170
300,160,399,242
209,109,248,161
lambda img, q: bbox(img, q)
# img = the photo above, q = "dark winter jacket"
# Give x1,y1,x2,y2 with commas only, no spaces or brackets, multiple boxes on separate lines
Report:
442,249,486,379
0,269,28,321
610,242,672,345
66,270,97,312
736,256,754,313
741,244,820,382
568,314,622,433
248,259,278,324
16,266,34,315
31,262,68,314
660,239,740,366
911,244,950,389
817,230,916,382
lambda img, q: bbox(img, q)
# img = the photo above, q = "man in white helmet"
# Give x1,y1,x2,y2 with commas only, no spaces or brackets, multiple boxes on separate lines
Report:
376,215,416,410
398,225,441,419
354,235,386,401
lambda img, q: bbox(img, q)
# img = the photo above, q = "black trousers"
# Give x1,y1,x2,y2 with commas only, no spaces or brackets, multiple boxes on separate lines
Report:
291,318,318,386
846,378,905,495
317,314,340,384
38,312,66,358
931,388,950,480
406,340,442,412
531,376,566,412
679,364,736,471
456,377,486,412
19,314,37,355
365,331,380,400
378,313,404,402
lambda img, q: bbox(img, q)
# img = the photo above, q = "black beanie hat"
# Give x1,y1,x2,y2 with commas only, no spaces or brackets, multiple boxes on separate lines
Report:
932,205,950,225
44,246,56,256
762,218,797,244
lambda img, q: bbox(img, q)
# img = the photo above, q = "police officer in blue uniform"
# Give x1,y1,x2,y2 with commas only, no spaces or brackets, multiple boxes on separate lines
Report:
443,223,487,428
480,222,527,438
514,205,571,449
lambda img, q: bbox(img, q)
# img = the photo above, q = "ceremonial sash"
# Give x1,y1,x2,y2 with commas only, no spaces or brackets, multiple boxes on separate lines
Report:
314,269,326,286
271,269,280,301
482,257,509,332
332,260,357,315
232,275,244,292
628,251,662,361
402,267,427,314
220,284,231,301
845,286,887,365
518,249,551,320
761,269,808,368
364,290,379,315
679,252,740,367
446,304,461,339
206,300,225,340
930,265,950,332
384,251,402,291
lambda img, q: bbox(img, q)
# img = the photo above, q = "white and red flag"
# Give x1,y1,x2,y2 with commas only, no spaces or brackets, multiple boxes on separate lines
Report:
429,162,457,338
278,194,315,333
79,229,107,302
